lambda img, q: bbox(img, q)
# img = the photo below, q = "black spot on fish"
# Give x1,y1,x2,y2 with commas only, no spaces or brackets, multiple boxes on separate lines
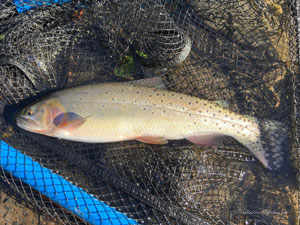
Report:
157,93,159,96
121,89,124,92
210,106,212,109
161,100,163,102
169,103,172,106
189,102,191,105
172,94,174,96
196,101,199,104
189,113,192,117
180,97,183,100
204,103,206,105
163,94,165,96
163,110,166,113
150,95,152,97
105,91,108,94
137,91,139,94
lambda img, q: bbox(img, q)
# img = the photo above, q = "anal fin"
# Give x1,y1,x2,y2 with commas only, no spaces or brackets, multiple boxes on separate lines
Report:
186,134,222,146
136,136,168,144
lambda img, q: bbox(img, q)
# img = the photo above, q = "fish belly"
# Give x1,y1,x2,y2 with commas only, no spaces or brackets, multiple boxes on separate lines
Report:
54,102,198,142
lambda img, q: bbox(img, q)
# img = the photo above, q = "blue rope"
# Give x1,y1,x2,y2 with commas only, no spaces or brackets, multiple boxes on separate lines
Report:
14,0,72,13
0,141,138,225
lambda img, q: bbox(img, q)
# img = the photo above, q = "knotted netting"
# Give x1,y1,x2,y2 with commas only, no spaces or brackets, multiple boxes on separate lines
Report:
0,0,299,224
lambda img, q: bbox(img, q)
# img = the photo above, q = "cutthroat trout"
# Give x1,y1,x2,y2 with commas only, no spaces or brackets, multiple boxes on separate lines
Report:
15,82,287,170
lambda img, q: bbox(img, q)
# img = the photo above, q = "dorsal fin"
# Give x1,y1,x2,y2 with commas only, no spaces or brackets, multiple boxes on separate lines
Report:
129,77,166,90
214,100,229,109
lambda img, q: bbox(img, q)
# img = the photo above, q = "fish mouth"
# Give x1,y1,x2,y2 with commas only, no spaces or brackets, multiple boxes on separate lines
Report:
15,116,38,131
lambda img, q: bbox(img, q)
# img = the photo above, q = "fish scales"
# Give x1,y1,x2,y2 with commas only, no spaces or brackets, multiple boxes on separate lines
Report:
15,82,288,170
55,83,258,142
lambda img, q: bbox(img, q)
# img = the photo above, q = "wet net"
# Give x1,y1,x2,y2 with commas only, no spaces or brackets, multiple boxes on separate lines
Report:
0,0,299,224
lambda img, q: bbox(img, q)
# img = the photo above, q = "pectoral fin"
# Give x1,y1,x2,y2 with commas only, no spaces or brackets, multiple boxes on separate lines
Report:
186,134,222,146
53,112,88,130
136,136,168,144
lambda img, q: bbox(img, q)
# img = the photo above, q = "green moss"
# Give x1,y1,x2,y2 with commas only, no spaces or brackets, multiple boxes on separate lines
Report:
136,50,148,59
114,55,136,78
114,51,148,78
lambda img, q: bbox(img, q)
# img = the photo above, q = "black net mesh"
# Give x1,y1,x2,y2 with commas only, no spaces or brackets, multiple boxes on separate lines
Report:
0,0,299,224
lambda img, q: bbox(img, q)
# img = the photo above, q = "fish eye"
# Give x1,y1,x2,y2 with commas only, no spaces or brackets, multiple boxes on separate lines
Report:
25,109,33,116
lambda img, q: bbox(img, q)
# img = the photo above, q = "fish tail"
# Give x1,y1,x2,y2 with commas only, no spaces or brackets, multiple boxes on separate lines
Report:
257,120,288,170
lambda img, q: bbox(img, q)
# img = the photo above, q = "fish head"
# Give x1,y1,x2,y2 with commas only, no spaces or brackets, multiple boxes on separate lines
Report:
15,98,64,134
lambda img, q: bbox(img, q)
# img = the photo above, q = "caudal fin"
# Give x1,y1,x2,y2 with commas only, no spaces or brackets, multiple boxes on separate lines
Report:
258,120,288,170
